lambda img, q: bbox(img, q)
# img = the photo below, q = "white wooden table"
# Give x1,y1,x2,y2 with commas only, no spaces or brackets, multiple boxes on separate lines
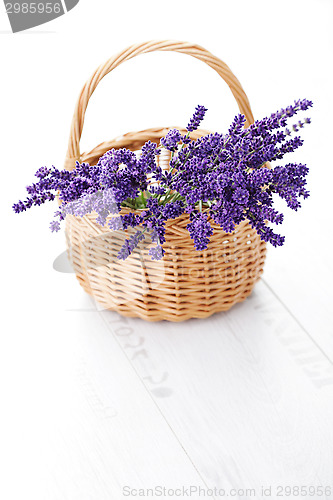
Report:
3,242,331,500
2,2,333,497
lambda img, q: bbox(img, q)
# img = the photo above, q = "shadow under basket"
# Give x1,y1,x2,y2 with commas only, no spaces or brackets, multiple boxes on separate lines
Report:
63,41,267,321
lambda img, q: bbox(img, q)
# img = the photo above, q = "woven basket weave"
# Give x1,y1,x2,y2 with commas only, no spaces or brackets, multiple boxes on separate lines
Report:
64,40,267,322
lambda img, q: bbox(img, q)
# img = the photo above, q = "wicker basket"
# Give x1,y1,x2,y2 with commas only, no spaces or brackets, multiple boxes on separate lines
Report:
63,40,267,322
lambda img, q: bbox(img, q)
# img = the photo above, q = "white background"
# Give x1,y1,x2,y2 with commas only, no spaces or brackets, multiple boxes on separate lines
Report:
1,1,333,499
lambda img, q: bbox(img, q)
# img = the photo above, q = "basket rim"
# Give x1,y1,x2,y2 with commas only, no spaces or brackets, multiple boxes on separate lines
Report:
79,126,212,167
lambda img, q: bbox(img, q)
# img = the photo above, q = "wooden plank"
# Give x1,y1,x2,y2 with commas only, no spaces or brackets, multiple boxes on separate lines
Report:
261,115,333,360
263,241,333,360
97,280,333,496
1,273,209,500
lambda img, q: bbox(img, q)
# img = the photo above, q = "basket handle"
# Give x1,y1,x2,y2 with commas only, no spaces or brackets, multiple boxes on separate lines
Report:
64,40,255,171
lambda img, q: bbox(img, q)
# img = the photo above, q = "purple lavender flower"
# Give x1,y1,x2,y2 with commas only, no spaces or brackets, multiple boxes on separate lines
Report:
50,220,60,232
148,245,164,260
228,114,246,138
187,212,214,251
186,105,208,132
117,229,145,260
233,187,249,205
13,100,312,260
161,129,182,151
13,200,27,213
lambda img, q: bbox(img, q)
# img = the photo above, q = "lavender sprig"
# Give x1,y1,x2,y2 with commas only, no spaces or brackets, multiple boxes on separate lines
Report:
186,105,208,132
13,99,312,259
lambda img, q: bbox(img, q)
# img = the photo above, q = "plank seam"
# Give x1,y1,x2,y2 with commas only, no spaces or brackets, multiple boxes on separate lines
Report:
262,278,333,366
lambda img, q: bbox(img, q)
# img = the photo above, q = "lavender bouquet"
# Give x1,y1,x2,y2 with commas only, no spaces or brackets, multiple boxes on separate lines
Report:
13,99,312,260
